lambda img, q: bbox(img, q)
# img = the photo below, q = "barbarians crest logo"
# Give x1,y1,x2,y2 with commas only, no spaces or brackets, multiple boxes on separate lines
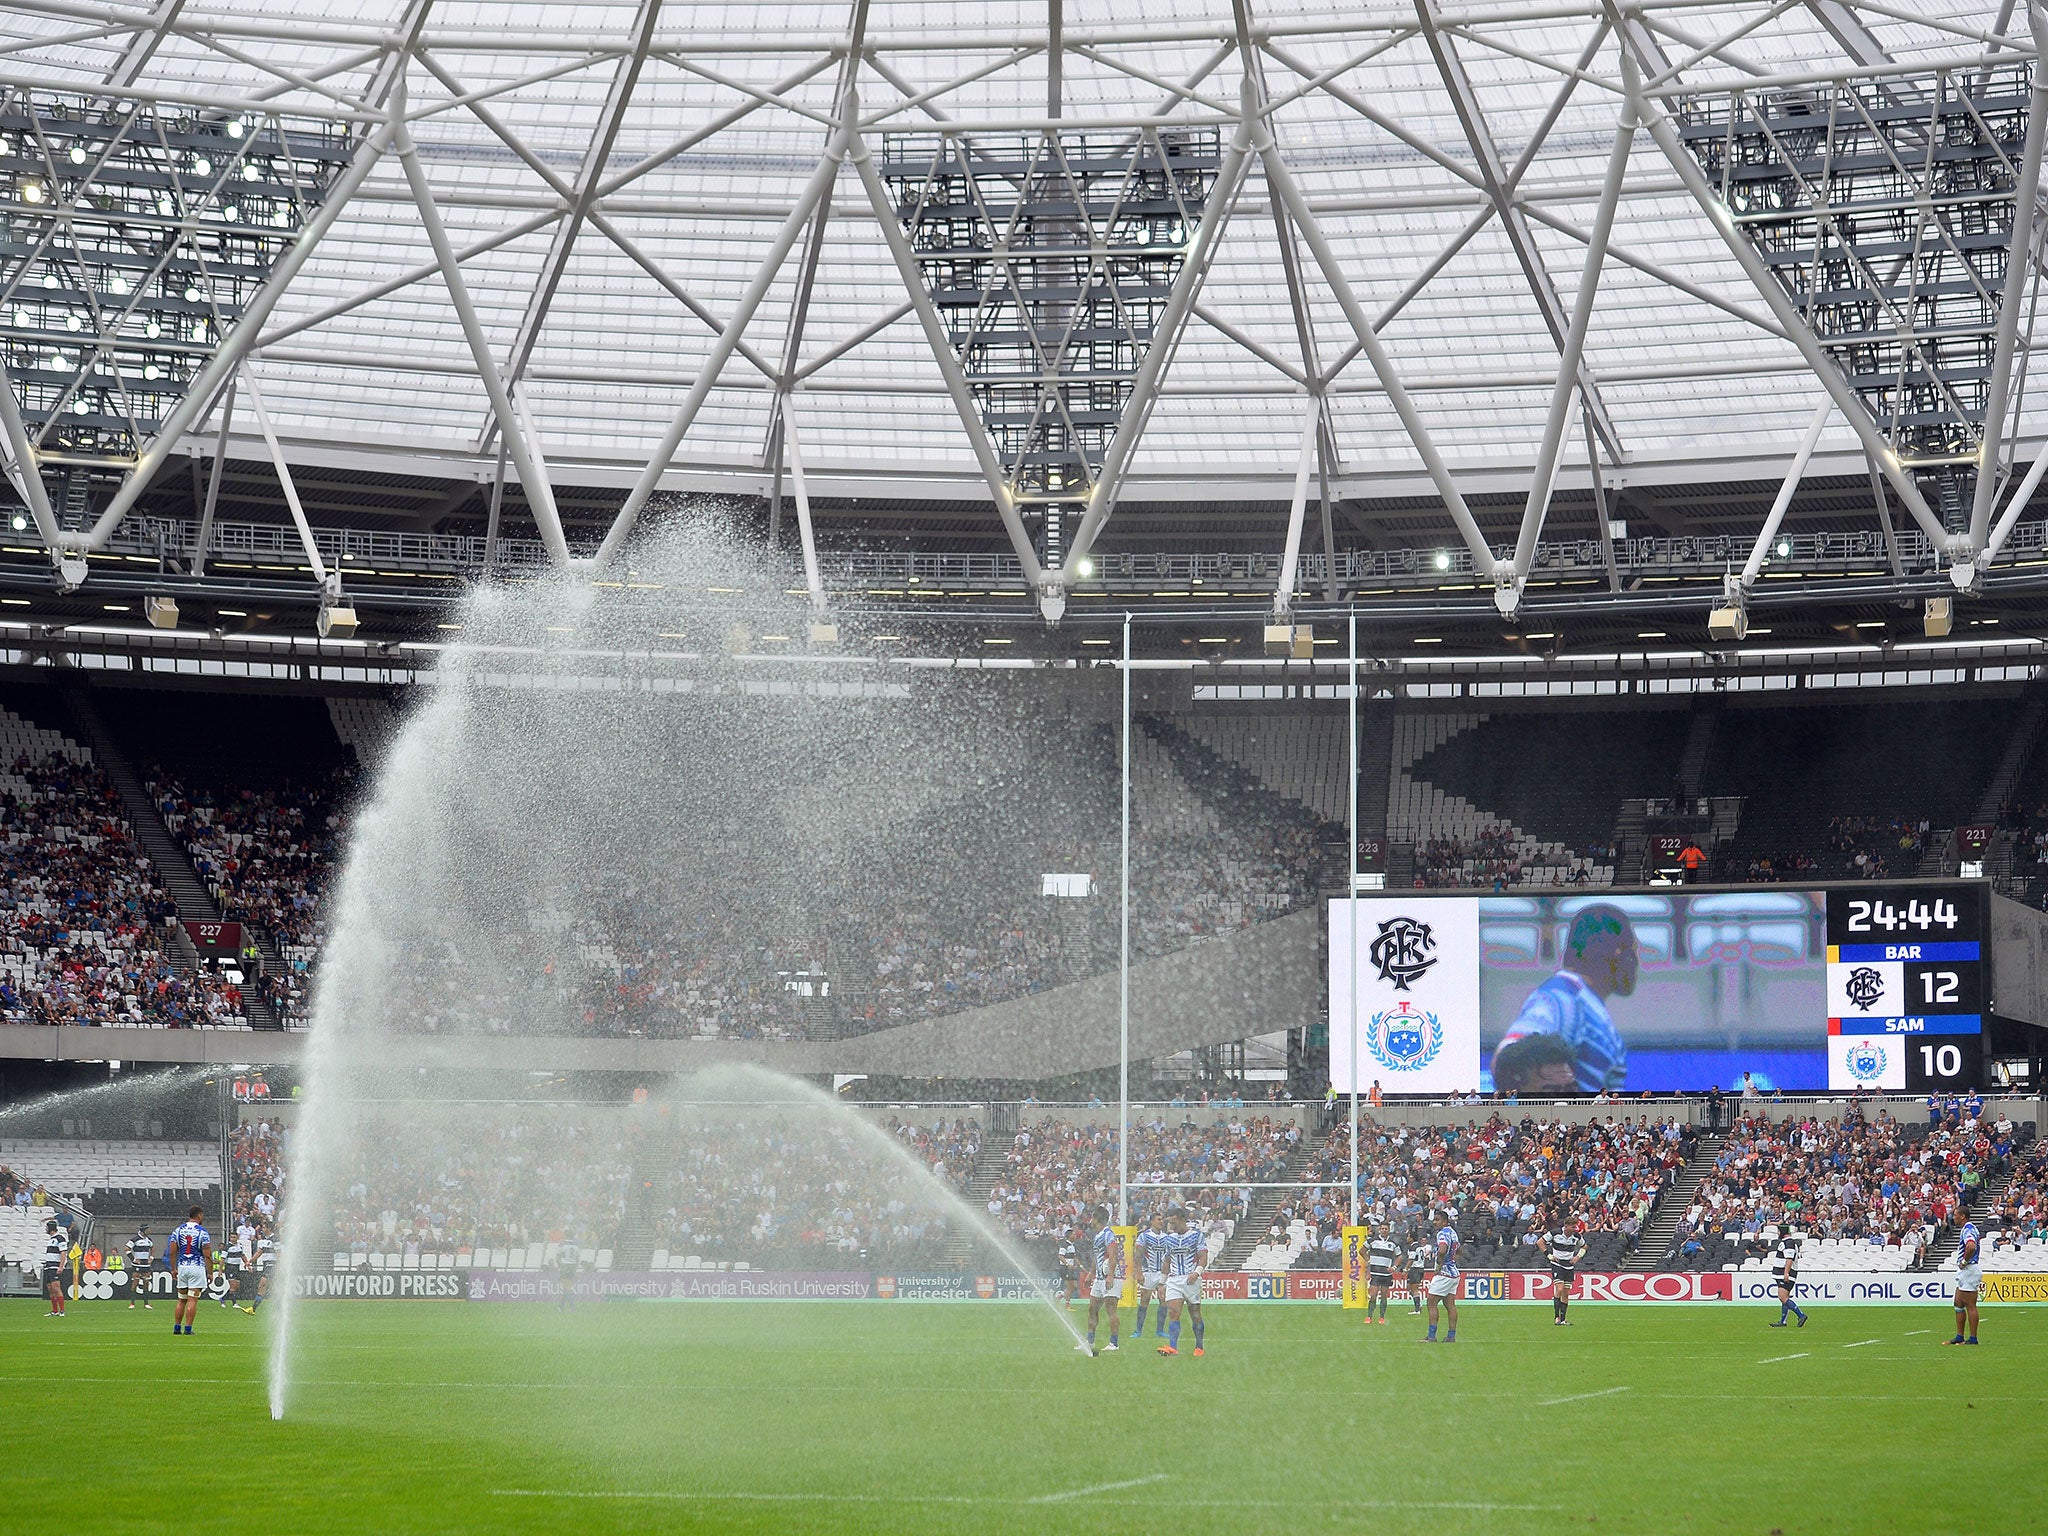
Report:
1844,966,1886,1011
1844,1040,1888,1083
1366,1000,1445,1073
1368,916,1438,991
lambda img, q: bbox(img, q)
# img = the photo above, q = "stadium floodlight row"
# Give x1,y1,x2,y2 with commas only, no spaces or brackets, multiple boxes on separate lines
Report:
0,0,2043,639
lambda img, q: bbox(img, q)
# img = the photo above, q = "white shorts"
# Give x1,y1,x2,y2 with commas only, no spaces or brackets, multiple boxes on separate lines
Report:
1141,1271,1164,1291
1955,1264,1983,1293
1425,1272,1458,1299
176,1262,206,1293
1166,1274,1202,1305
1091,1276,1123,1300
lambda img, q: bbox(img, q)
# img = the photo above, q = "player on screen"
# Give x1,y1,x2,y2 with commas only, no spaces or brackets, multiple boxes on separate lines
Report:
1544,1210,1584,1326
1491,905,1638,1095
1404,1228,1432,1316
1365,1227,1398,1324
1156,1209,1206,1357
168,1206,211,1336
1082,1207,1125,1356
1131,1211,1168,1340
1424,1209,1459,1343
1947,1222,1982,1346
127,1224,154,1311
1768,1231,1808,1329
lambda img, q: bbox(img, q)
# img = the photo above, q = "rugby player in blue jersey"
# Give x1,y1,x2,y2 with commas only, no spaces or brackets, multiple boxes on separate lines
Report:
1491,904,1639,1095
1155,1209,1207,1357
1131,1211,1168,1340
1424,1208,1460,1344
1947,1222,1982,1345
1081,1207,1125,1357
167,1205,212,1336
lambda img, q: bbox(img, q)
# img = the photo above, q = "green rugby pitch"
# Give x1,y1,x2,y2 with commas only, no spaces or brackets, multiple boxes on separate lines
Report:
5,1298,2041,1534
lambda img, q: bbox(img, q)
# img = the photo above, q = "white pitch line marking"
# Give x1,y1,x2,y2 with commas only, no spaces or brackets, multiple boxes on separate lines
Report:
1905,1329,1931,1336
1843,1338,1881,1348
1757,1353,1808,1363
490,1490,1569,1513
1030,1474,1170,1504
1536,1385,1631,1407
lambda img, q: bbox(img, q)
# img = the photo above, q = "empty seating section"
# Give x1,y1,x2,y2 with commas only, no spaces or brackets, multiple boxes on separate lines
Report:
0,1137,220,1198
322,1110,630,1272
1703,700,2008,879
1392,715,1617,887
325,695,397,768
1407,708,1687,851
1173,714,1350,825
0,1204,59,1276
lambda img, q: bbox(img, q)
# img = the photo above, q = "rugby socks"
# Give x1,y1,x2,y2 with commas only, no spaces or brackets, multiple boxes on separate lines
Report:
1192,1316,1204,1350
1426,1325,1437,1341
1168,1318,1181,1351
1133,1301,1149,1337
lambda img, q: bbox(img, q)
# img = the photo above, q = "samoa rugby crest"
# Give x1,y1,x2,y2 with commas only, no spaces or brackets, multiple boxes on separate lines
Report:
1366,999,1445,1073
1843,1039,1888,1084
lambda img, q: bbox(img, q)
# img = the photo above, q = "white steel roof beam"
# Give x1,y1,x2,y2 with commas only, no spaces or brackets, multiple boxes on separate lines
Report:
498,0,666,394
394,80,570,565
1413,0,1625,463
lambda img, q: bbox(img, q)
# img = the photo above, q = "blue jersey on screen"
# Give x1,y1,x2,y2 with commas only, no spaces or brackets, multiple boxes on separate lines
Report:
1093,1226,1126,1284
170,1221,209,1265
1435,1225,1460,1280
1498,970,1626,1092
1165,1229,1201,1278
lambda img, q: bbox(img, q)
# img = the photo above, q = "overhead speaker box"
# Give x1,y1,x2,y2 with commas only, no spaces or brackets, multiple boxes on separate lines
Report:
144,594,178,630
1924,597,1953,638
1263,623,1313,659
1706,604,1748,642
317,602,358,640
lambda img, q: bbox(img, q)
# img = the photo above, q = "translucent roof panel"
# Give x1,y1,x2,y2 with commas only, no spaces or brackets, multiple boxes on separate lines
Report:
0,0,2026,513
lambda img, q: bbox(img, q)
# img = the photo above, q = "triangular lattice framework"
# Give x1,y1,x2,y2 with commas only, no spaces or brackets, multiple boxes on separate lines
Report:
0,87,351,466
877,127,1221,559
1675,65,2038,503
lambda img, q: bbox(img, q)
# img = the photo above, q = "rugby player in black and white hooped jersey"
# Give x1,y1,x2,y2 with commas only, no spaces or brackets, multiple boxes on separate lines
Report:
1544,1208,1585,1326
41,1217,67,1318
1055,1227,1081,1307
1768,1230,1808,1329
1404,1226,1432,1317
1365,1226,1399,1325
127,1224,154,1310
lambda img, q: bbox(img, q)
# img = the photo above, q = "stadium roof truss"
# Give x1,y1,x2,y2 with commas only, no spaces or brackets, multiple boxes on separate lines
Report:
0,0,2041,625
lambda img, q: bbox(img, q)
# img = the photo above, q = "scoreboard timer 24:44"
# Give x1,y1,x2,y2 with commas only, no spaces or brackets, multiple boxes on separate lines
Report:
1824,887,1985,1091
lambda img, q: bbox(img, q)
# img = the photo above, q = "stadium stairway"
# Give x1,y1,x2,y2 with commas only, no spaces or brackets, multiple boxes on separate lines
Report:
610,1135,665,1272
937,1123,1013,1270
61,684,283,1030
1214,1136,1318,1270
1925,1124,2039,1270
1624,1131,1723,1271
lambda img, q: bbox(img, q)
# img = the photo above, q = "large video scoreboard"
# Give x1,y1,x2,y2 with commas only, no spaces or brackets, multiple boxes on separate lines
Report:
1824,886,1984,1092
1328,882,1992,1094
